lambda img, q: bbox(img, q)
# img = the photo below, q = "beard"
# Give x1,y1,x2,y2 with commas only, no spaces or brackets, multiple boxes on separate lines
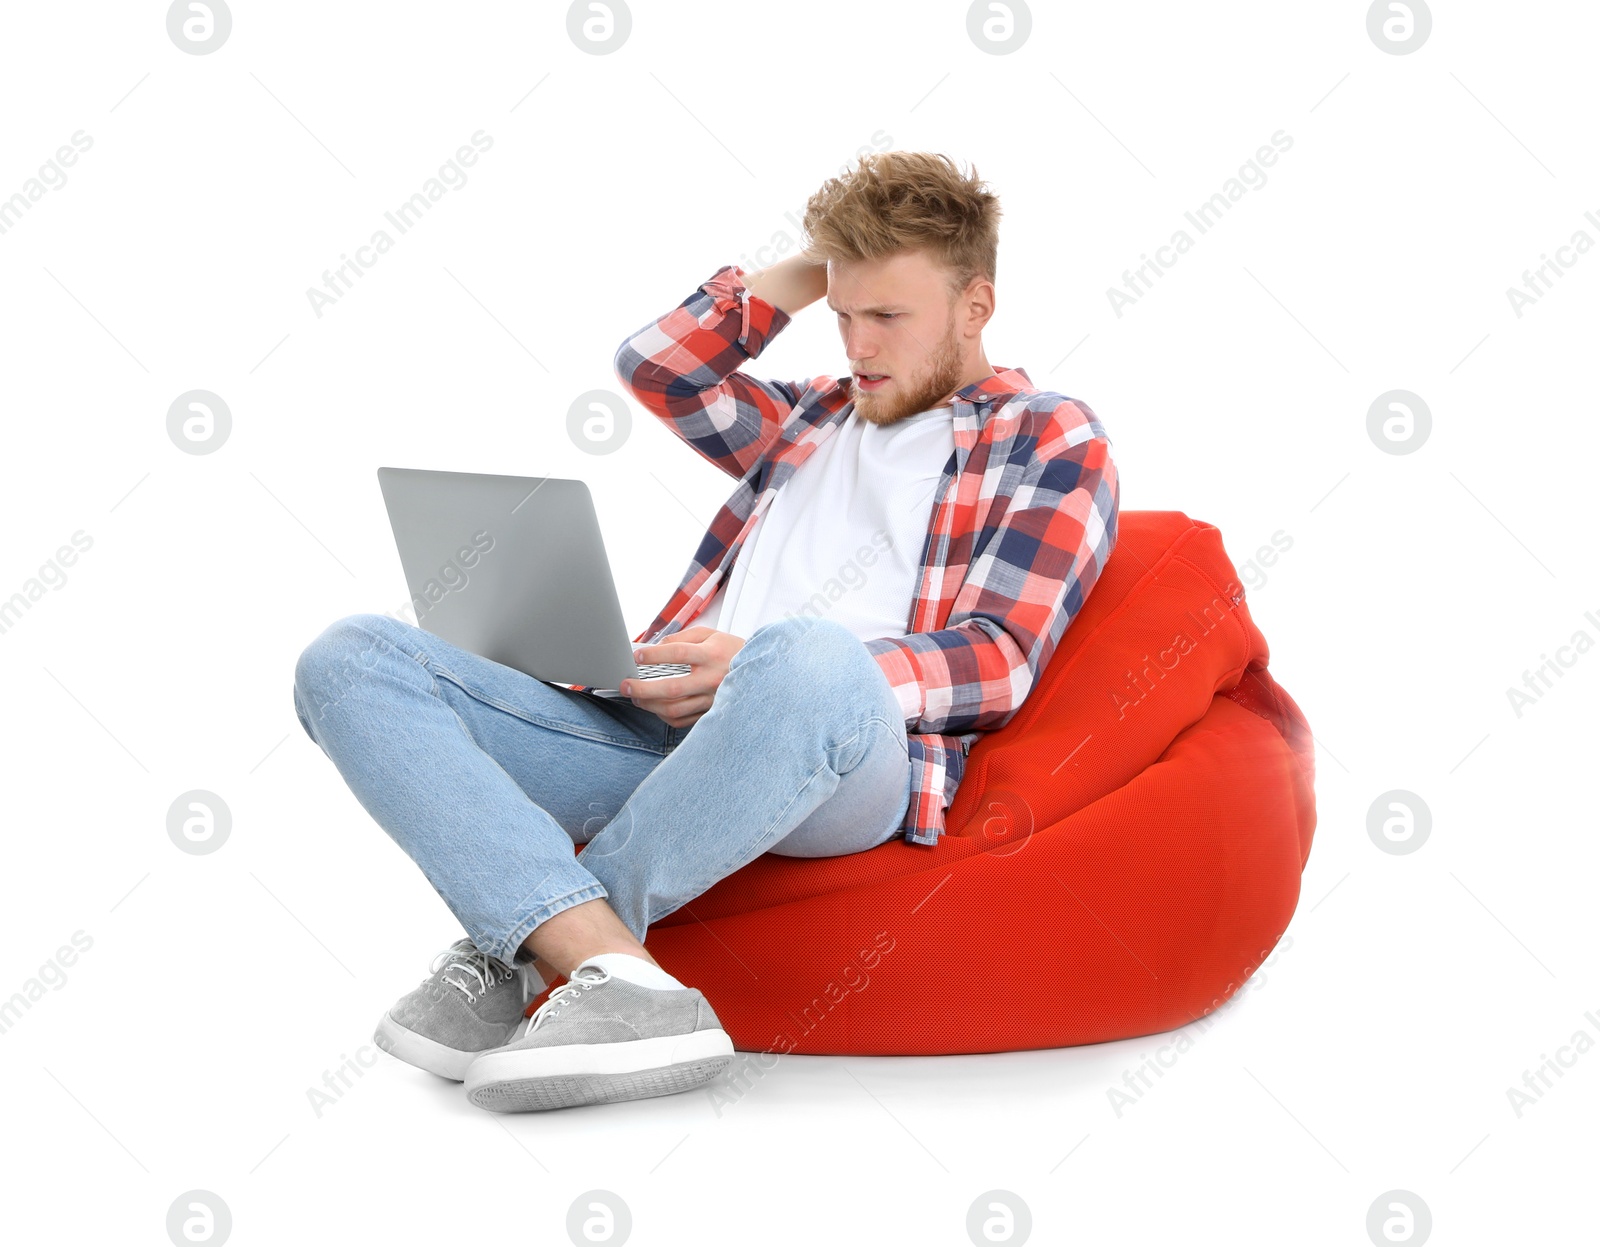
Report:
851,309,966,427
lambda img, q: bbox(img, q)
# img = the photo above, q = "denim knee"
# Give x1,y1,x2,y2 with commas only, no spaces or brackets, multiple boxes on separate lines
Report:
292,613,413,736
737,614,884,706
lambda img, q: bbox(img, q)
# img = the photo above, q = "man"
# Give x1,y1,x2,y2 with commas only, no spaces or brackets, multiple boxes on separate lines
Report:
291,151,1120,1114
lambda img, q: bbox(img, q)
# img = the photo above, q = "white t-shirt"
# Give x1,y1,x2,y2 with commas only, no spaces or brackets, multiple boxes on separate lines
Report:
697,405,955,643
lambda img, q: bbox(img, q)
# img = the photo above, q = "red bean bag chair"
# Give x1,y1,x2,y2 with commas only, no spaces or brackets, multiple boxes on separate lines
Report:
629,511,1315,1056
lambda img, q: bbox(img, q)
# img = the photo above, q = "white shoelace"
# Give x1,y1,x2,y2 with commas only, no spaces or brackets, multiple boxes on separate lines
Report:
523,964,611,1033
431,938,521,1004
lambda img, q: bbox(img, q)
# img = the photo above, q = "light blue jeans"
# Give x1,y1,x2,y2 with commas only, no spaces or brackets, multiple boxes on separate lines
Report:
291,612,911,964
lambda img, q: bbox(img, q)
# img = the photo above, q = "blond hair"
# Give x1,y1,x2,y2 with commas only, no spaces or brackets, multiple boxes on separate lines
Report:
801,151,1001,302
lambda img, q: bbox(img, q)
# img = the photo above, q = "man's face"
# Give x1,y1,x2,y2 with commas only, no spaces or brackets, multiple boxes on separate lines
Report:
826,249,970,427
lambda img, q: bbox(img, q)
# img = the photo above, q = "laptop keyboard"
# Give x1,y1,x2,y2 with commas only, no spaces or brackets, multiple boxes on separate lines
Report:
585,663,694,698
636,663,692,678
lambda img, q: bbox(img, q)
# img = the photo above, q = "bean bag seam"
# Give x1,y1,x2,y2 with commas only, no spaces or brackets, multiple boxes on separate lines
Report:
1165,551,1255,692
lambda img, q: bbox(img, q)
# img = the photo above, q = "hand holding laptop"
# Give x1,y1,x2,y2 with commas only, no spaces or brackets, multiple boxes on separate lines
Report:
619,626,747,729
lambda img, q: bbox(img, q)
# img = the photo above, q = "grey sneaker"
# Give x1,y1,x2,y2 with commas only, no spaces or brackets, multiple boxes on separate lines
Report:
462,961,734,1112
375,938,540,1081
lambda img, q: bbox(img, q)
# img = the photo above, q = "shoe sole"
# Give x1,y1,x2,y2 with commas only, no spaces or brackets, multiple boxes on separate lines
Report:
464,1030,735,1112
375,1012,486,1082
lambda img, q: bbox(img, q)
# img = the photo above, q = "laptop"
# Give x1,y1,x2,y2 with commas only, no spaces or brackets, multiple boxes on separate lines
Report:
375,467,692,697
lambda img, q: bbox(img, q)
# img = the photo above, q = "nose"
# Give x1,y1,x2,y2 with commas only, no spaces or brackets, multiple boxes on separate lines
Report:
844,324,877,366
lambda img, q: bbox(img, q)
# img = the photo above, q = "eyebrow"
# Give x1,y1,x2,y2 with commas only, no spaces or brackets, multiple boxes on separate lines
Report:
825,299,904,315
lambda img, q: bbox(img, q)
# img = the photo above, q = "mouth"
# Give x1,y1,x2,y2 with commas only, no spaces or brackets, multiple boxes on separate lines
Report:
855,373,890,391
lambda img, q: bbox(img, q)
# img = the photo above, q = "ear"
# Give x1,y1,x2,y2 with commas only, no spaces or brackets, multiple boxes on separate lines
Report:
957,276,996,335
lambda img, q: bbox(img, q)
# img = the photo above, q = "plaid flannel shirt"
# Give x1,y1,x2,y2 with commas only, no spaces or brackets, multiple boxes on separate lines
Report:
571,263,1120,846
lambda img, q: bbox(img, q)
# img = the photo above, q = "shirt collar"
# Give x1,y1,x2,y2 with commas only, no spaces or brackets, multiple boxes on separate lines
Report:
951,365,1032,409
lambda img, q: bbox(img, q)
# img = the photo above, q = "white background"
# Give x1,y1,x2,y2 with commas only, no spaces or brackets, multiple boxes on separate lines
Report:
1,1,1595,1243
